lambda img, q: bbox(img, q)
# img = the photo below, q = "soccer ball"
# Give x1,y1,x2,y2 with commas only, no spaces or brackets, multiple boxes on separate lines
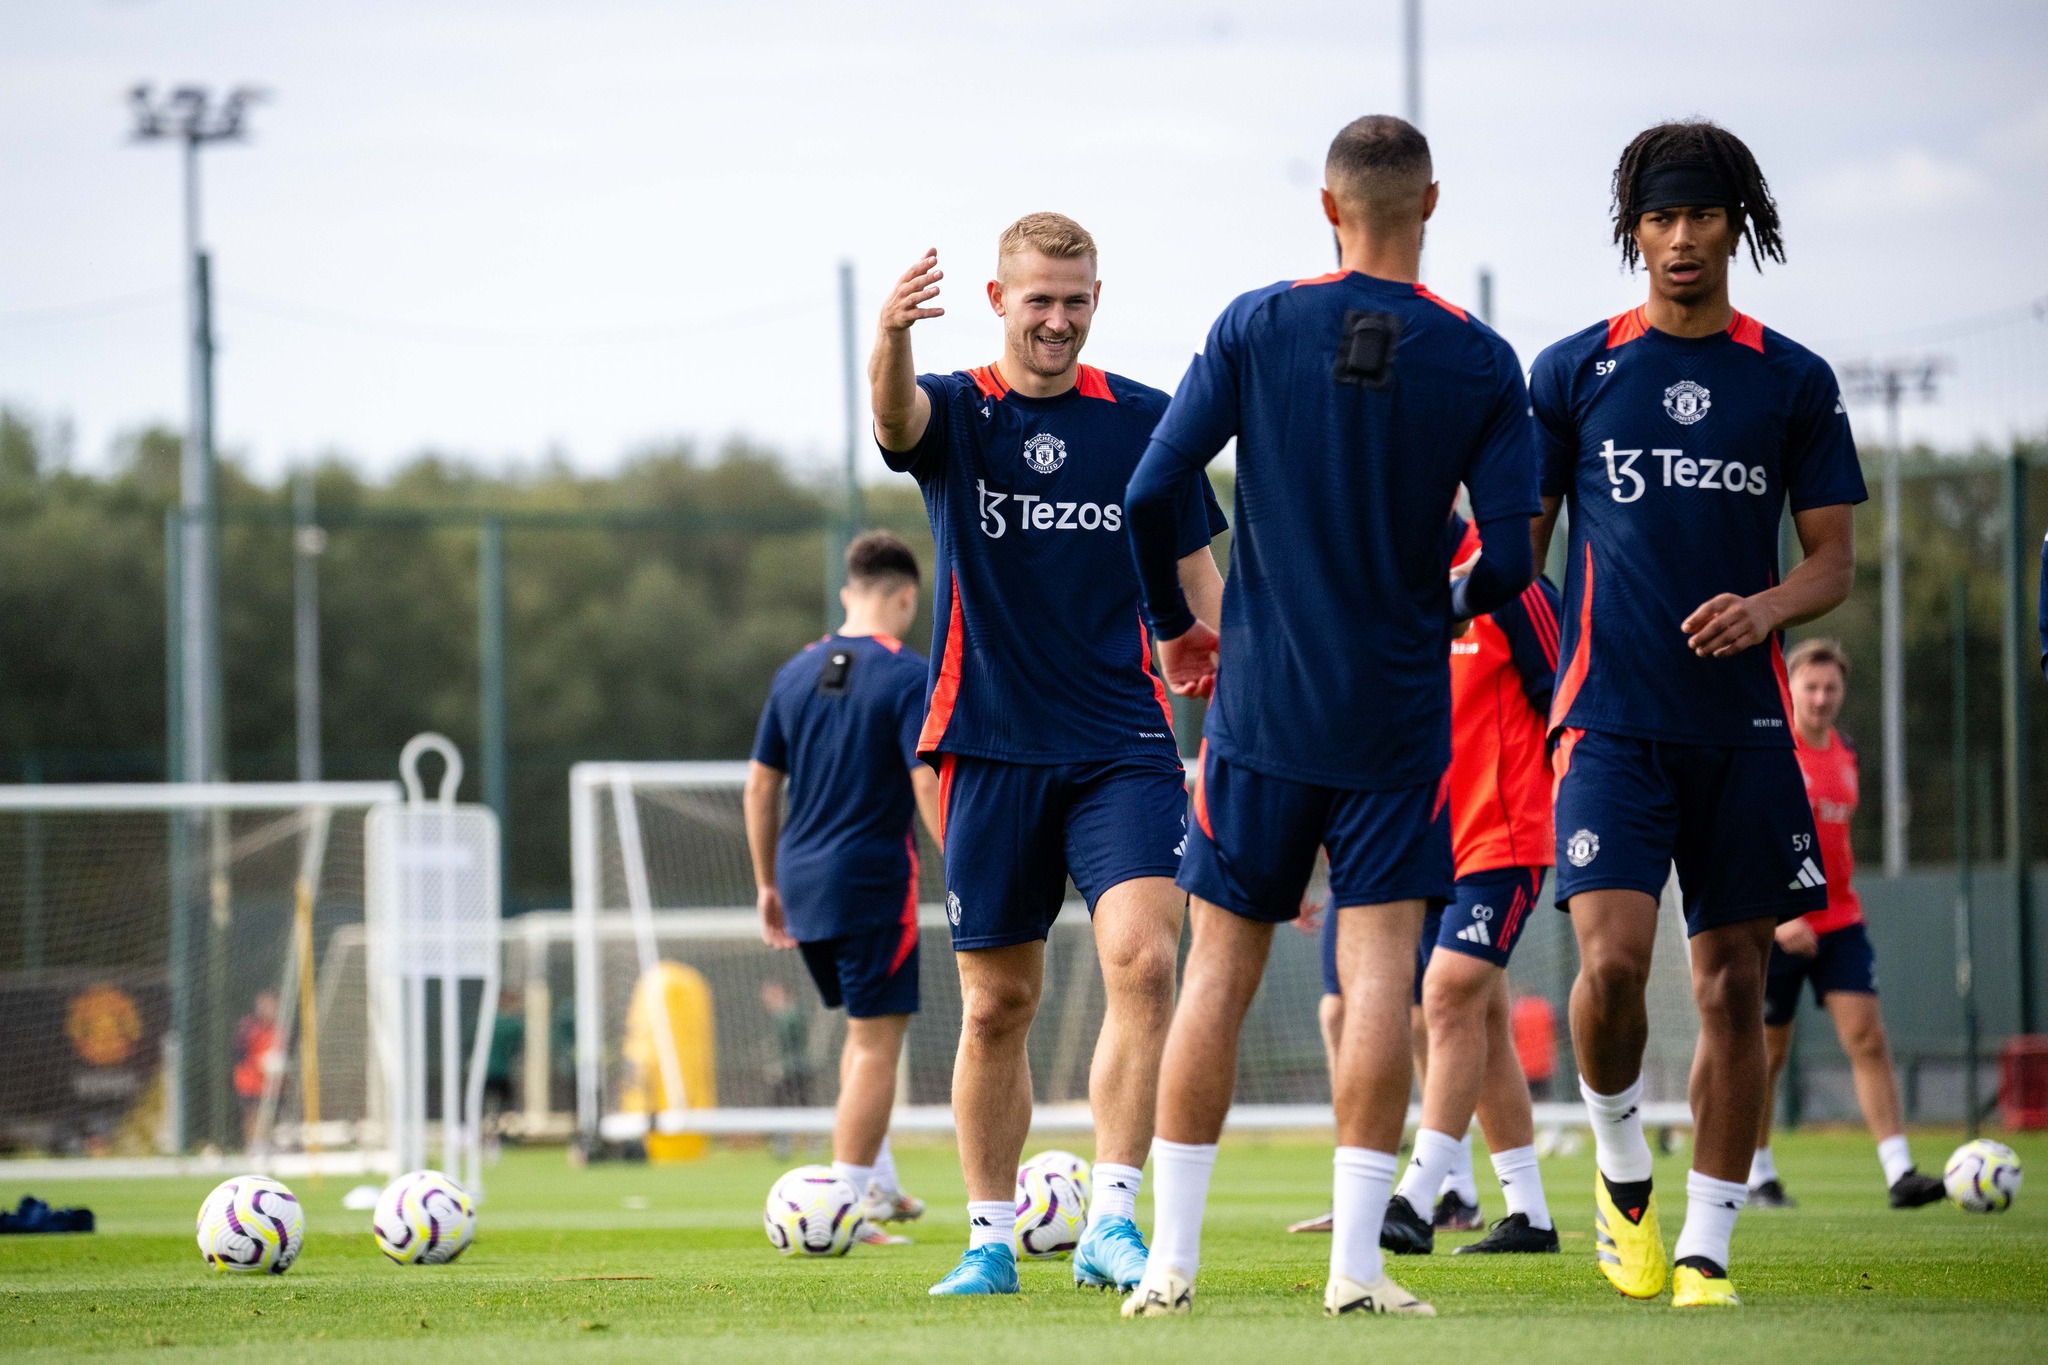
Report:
373,1169,477,1265
196,1175,305,1274
1015,1149,1091,1259
764,1166,862,1256
1943,1139,2022,1213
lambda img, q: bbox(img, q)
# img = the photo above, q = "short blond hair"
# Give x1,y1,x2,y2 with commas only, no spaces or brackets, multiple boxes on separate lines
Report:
997,212,1097,268
1786,637,1850,681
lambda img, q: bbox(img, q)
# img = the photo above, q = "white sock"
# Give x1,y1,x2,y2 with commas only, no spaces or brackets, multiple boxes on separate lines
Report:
1394,1128,1462,1213
872,1136,900,1196
1448,1131,1480,1203
1877,1134,1914,1187
1331,1146,1400,1287
1091,1162,1142,1226
1579,1076,1654,1183
1490,1143,1552,1231
967,1199,1014,1251
1748,1146,1778,1187
1150,1139,1218,1280
833,1161,875,1203
1672,1169,1747,1272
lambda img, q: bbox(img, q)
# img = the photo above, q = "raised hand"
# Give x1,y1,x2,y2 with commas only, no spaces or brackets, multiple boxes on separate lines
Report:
880,250,945,332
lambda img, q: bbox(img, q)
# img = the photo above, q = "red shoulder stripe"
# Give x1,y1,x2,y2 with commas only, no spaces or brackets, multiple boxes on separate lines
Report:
1605,307,1648,349
1292,269,1348,288
1076,365,1116,402
968,364,1010,400
1728,311,1765,353
1413,283,1468,321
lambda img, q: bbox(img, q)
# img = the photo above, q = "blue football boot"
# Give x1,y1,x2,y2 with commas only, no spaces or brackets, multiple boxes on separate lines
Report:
928,1242,1020,1296
1072,1215,1150,1291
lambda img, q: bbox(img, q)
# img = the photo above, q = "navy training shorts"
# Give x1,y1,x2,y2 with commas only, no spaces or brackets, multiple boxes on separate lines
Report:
1551,727,1825,937
799,911,921,1019
936,750,1189,951
1763,920,1878,1025
1320,864,1545,998
1181,744,1453,926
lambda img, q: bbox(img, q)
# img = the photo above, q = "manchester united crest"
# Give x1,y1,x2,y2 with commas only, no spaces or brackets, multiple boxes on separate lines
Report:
1662,380,1711,426
1021,432,1067,474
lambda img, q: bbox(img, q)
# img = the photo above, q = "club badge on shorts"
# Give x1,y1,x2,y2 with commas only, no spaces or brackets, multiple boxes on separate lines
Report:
1565,829,1601,867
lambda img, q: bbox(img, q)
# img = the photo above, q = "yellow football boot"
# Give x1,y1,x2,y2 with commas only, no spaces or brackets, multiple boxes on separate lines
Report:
1671,1262,1741,1307
1592,1174,1668,1300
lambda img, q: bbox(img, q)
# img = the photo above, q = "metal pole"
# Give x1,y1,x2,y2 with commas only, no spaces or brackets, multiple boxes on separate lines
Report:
181,137,215,789
1403,0,1422,128
2003,453,2036,1031
293,474,323,782
1476,268,1493,327
480,516,509,897
1881,381,1906,874
164,507,190,1152
1954,574,1980,1137
826,260,860,630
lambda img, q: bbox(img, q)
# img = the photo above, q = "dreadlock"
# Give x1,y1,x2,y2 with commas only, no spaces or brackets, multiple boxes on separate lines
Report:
1611,120,1784,271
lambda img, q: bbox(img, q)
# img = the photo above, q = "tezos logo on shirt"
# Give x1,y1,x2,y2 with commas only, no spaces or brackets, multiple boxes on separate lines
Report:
1021,432,1068,474
1663,380,1711,425
1565,829,1600,868
976,478,1122,538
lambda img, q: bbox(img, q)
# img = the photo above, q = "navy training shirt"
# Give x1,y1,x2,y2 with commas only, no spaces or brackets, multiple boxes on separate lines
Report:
1531,308,1868,748
750,632,929,941
1130,271,1540,791
881,363,1227,765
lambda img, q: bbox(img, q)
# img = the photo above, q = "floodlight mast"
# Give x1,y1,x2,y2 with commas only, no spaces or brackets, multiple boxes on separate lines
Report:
129,82,264,789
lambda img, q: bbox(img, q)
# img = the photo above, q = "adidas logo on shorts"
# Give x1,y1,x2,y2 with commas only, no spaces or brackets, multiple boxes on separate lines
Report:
1456,919,1493,947
1788,856,1824,890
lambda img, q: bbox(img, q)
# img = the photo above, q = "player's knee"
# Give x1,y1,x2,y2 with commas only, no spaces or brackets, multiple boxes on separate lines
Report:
1578,945,1649,1003
960,977,1037,1043
1833,1005,1887,1060
1420,961,1490,1028
1101,939,1176,1009
1693,958,1765,1025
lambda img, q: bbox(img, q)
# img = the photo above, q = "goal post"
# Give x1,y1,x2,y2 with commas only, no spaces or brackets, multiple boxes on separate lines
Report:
569,761,1700,1146
0,780,396,1176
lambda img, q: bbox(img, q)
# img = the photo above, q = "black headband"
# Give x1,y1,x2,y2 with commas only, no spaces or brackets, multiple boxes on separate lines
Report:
1634,160,1739,214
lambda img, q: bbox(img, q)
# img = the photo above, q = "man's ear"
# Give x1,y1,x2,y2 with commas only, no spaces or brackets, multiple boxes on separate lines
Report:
1421,181,1441,223
987,279,1005,315
1320,186,1342,226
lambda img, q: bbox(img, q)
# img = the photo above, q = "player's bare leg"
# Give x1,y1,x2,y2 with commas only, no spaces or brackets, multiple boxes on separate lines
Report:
1287,992,1345,1234
1126,900,1271,1314
835,1014,917,1244
1087,876,1182,1169
1751,1017,1798,1205
1819,991,1940,1204
1450,972,1557,1251
1686,921,1775,1182
1322,901,1435,1314
948,941,1042,1270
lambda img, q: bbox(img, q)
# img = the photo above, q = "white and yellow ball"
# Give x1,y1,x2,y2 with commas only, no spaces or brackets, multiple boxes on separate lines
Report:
1015,1149,1091,1259
1944,1139,2023,1213
196,1175,305,1274
372,1169,477,1264
764,1166,862,1256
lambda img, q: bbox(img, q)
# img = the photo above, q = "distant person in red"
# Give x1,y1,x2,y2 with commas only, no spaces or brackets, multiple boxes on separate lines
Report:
1511,994,1557,1101
1749,640,1944,1210
233,989,281,1148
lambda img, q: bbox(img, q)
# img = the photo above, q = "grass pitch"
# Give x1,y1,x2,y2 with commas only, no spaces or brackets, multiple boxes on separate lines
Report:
1,1129,2041,1363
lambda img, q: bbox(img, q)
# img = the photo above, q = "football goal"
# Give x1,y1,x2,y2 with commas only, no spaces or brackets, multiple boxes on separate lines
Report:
567,761,1701,1146
0,780,396,1177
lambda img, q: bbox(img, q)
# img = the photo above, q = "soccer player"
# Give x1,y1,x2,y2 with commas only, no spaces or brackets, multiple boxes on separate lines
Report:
1749,639,1944,1210
744,531,942,1245
1123,115,1537,1319
1530,120,1867,1308
1288,513,1563,1256
870,215,1227,1296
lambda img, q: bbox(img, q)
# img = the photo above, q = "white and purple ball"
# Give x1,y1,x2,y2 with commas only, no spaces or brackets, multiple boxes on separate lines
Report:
196,1175,305,1274
1944,1139,2023,1213
1015,1149,1091,1259
764,1166,862,1257
372,1169,477,1265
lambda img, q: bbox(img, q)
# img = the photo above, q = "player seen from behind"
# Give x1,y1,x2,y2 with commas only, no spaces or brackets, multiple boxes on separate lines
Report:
1749,639,1944,1210
871,215,1228,1296
1531,120,1866,1308
744,531,942,1244
1124,114,1537,1320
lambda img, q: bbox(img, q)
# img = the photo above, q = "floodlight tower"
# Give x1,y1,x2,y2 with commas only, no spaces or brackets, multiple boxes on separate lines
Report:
130,83,264,787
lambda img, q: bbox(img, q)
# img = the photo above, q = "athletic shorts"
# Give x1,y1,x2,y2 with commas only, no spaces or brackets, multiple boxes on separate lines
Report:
1181,744,1452,925
799,920,920,1019
1320,864,1545,998
936,751,1189,951
1551,727,1825,937
1763,921,1878,1025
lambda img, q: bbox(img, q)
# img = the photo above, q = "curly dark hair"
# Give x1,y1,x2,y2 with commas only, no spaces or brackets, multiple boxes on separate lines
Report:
1611,120,1783,271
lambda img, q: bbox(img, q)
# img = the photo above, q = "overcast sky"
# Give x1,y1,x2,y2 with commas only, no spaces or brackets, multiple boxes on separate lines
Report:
3,0,2044,484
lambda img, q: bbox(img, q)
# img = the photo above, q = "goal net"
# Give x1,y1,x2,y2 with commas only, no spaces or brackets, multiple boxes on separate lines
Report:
568,762,1700,1144
0,781,396,1175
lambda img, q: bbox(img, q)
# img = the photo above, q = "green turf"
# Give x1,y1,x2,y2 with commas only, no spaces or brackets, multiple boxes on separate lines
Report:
0,1129,2041,1362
